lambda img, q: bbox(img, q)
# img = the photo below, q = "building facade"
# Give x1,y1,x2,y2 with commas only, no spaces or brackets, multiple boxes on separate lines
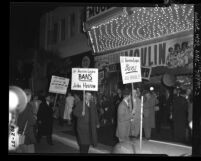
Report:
39,6,91,58
39,6,94,94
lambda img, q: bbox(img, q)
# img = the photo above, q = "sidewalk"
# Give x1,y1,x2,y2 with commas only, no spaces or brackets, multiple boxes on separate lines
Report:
35,137,78,153
52,120,192,156
52,120,112,153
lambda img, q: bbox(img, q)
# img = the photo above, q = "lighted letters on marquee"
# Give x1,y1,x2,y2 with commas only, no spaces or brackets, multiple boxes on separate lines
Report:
120,56,142,84
71,68,98,91
49,76,69,95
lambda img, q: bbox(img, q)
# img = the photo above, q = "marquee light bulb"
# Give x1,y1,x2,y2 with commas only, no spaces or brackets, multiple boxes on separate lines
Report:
89,5,194,53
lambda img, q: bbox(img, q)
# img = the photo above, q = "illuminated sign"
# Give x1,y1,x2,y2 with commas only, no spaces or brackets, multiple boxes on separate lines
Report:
86,6,113,21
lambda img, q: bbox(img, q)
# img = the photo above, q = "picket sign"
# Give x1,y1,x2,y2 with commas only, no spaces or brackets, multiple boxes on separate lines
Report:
71,68,98,116
71,68,98,91
49,75,69,95
49,75,69,111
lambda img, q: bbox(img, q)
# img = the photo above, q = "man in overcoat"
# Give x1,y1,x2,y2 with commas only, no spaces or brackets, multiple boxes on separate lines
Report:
116,89,134,142
73,92,100,153
36,95,54,145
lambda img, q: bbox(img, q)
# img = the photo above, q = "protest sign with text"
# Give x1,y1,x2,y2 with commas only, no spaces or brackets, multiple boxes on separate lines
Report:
71,68,98,91
49,76,69,94
120,56,142,84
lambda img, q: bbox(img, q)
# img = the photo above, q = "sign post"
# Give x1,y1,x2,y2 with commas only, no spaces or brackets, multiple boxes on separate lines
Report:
53,93,58,110
140,96,144,151
82,91,85,116
71,68,98,116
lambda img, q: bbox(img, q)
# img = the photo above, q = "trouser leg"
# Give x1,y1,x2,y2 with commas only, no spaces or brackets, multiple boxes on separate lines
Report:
144,122,151,139
134,122,140,137
79,144,90,153
46,135,53,144
36,129,42,143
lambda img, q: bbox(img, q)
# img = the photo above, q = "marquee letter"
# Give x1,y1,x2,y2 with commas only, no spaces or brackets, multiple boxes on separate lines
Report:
129,50,133,56
154,44,157,65
148,46,153,66
141,48,147,66
159,43,166,65
134,49,140,57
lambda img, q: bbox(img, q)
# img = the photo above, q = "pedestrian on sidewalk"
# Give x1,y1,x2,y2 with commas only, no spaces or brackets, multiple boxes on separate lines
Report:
36,94,54,145
73,92,100,153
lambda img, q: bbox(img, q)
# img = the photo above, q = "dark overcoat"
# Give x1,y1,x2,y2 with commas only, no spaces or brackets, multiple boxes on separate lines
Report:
37,101,53,136
172,96,188,141
73,100,99,147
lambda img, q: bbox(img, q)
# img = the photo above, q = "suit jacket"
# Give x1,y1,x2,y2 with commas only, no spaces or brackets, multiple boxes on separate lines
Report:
116,100,133,141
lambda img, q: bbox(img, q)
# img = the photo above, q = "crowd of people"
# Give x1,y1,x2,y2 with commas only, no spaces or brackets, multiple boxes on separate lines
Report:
13,85,193,153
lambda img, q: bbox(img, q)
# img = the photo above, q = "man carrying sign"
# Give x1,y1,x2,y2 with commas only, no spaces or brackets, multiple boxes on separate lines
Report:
116,88,135,142
73,92,100,153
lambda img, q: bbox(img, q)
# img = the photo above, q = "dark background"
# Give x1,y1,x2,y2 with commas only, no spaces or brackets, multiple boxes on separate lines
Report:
10,2,60,59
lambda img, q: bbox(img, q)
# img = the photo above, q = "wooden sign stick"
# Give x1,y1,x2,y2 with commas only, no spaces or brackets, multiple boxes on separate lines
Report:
140,96,144,152
82,90,85,116
53,93,58,110
131,83,134,112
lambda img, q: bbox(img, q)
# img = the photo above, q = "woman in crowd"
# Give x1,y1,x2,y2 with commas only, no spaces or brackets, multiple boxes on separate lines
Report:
63,92,75,125
37,94,54,145
73,92,100,153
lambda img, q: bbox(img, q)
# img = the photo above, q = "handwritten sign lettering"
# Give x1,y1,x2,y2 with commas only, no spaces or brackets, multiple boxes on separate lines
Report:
71,68,98,91
120,56,142,84
49,76,69,95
